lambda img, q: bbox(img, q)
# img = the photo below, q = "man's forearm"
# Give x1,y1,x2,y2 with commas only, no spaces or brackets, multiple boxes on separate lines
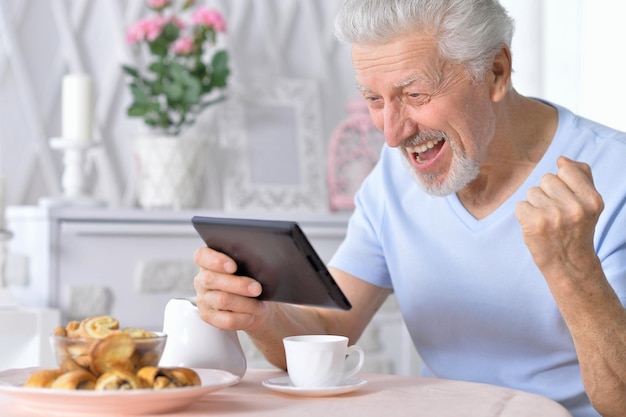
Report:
544,259,626,417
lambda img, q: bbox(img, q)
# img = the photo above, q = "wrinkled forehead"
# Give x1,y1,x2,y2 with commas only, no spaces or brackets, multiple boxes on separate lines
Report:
351,32,450,87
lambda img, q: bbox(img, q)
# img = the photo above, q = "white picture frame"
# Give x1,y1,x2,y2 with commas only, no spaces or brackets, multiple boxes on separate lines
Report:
218,78,327,212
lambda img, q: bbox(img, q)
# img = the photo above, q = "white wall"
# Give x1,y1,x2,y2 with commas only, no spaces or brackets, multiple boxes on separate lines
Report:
0,1,624,210
503,0,626,132
0,0,355,210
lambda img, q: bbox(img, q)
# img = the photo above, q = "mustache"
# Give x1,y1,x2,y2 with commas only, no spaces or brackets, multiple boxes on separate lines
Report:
402,130,451,147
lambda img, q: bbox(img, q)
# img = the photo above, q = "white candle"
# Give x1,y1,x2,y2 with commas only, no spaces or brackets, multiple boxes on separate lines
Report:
62,74,93,141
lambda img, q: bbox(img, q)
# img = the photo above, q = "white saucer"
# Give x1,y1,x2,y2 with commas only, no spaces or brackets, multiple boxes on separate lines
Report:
262,376,367,397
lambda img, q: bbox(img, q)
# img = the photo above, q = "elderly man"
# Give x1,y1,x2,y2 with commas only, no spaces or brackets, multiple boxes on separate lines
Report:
193,1,626,416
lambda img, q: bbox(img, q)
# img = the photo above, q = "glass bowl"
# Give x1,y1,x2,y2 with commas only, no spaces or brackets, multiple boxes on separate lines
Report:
49,332,167,376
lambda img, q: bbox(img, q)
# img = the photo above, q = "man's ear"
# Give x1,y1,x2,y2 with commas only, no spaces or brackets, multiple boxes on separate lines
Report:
490,46,512,102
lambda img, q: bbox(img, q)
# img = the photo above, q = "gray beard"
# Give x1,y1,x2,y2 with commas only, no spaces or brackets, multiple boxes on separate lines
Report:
400,138,480,196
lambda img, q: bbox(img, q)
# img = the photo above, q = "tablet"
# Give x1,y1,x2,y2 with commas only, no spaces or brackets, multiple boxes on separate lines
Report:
191,216,351,310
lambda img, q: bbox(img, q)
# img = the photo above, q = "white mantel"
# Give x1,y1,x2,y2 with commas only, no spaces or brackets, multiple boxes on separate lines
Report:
4,205,419,375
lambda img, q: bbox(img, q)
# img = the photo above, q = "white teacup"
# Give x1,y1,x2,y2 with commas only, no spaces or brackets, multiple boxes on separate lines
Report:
283,335,365,388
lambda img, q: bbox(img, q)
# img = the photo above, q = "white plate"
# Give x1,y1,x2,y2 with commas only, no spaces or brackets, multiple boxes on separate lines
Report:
262,376,367,397
0,367,240,416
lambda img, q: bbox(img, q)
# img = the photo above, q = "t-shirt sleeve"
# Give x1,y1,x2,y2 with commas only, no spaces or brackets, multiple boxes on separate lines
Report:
328,152,393,289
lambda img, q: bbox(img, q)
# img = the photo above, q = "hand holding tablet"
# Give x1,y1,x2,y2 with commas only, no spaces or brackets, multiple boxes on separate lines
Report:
192,216,351,310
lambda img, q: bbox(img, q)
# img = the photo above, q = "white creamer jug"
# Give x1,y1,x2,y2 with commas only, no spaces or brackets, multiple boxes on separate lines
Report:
159,297,247,378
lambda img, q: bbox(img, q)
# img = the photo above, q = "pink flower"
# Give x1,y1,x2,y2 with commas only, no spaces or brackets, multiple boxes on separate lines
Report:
125,16,168,43
191,7,227,32
170,16,185,30
147,0,171,10
171,37,195,55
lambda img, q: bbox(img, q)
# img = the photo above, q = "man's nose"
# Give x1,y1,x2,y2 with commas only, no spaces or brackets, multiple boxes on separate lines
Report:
382,100,413,148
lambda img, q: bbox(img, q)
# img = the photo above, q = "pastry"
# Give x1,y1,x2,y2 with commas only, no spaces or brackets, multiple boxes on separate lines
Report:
53,326,67,337
136,366,201,389
90,332,135,376
29,316,187,391
136,366,176,389
170,367,202,387
65,320,81,337
49,369,97,390
136,366,179,389
78,316,120,338
23,369,64,388
121,327,157,338
95,369,142,390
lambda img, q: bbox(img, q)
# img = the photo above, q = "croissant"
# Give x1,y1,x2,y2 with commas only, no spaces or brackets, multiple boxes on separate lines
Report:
136,366,201,389
23,369,64,388
136,366,177,389
49,369,97,390
170,367,202,387
95,369,142,390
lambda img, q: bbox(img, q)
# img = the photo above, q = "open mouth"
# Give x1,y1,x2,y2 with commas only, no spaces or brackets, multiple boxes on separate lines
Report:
406,137,445,163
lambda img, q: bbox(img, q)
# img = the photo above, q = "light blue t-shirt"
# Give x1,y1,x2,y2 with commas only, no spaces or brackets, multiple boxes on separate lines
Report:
329,103,626,417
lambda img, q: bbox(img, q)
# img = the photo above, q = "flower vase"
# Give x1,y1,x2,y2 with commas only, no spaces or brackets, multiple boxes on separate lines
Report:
133,136,205,210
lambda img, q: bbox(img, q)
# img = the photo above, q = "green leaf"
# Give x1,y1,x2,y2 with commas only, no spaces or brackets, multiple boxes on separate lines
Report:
164,82,184,102
149,62,168,76
122,65,140,78
209,50,230,88
212,50,229,72
191,61,207,79
162,21,180,43
127,103,149,117
130,84,151,103
184,78,202,104
148,38,169,57
168,62,187,81
150,81,164,95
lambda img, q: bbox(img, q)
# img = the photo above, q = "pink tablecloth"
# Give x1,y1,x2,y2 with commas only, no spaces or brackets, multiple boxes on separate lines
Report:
0,368,573,417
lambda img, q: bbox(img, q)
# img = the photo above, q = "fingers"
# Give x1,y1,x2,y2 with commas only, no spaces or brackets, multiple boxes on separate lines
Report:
520,157,602,215
194,246,262,296
194,278,267,330
193,246,237,274
515,157,603,270
556,156,594,186
192,246,267,330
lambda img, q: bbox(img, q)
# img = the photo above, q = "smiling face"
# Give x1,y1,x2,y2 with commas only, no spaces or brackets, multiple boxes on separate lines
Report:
352,32,501,196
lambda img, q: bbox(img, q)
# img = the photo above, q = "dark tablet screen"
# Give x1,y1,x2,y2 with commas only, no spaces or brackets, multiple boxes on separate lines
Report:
191,216,351,310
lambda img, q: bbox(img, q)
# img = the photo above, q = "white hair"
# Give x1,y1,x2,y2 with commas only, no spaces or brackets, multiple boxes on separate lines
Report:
334,0,515,79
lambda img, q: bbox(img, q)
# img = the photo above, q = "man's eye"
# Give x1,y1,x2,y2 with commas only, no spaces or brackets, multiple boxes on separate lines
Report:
364,96,384,108
405,92,431,105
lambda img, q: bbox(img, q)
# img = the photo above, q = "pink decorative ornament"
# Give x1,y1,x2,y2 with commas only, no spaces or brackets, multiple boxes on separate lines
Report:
327,98,385,211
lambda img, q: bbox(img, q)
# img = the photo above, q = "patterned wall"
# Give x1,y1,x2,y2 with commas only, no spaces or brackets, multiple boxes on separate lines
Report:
0,0,358,210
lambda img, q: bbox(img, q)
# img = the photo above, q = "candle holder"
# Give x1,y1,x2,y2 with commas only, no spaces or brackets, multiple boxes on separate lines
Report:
0,228,18,308
40,137,103,207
